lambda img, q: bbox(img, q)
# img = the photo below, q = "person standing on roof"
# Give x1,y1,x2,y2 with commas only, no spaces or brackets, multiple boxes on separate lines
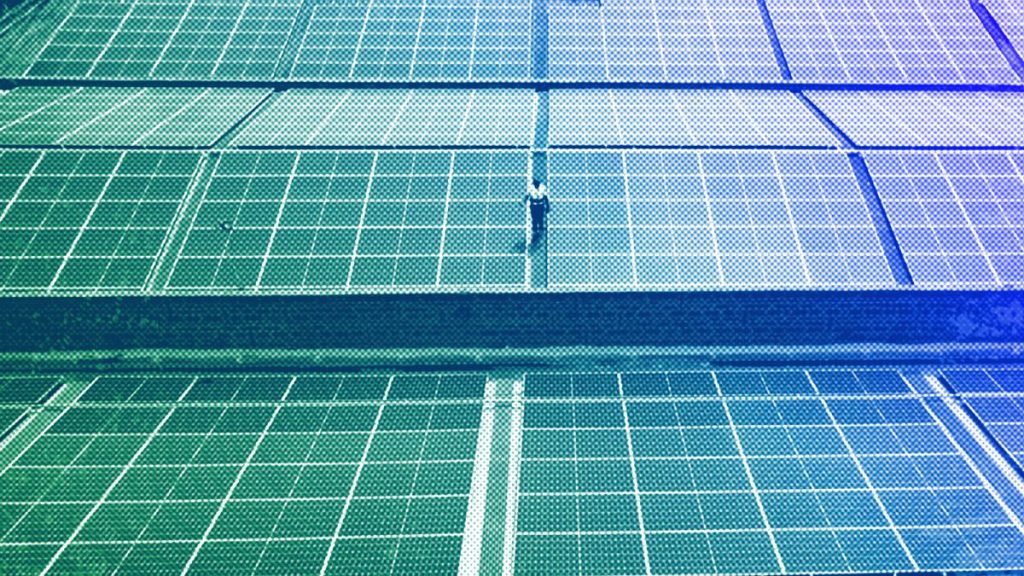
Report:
525,180,550,245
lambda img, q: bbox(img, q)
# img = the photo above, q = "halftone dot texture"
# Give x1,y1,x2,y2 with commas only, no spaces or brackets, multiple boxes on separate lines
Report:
1,0,1024,573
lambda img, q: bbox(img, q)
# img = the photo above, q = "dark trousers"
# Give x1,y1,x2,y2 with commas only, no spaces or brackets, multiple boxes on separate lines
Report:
529,202,546,232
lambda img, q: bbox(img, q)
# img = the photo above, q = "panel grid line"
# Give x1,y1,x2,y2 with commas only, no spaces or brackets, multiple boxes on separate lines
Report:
179,376,297,574
318,375,394,576
618,374,653,576
38,377,198,576
714,373,787,574
805,371,920,571
46,151,125,292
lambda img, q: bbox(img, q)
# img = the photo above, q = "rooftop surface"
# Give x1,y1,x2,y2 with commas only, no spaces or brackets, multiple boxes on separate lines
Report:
2,0,1024,574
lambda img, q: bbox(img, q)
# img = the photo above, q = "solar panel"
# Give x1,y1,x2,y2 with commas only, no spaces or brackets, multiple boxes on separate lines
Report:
166,151,528,291
548,0,780,82
0,87,269,147
288,0,531,81
23,0,302,79
233,89,535,148
806,90,1024,148
547,151,894,288
942,368,1024,471
0,0,72,77
0,151,200,293
549,90,837,148
0,376,60,405
0,373,485,574
766,0,1020,84
944,367,1024,395
0,376,61,438
863,150,1024,286
517,370,1024,574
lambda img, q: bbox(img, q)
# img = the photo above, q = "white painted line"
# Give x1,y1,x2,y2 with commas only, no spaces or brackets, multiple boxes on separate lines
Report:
458,379,496,576
501,379,523,576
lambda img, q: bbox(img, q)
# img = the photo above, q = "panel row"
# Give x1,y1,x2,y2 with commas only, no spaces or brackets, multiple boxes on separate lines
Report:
0,373,486,575
2,369,1024,574
0,150,530,292
2,0,1023,84
516,369,1024,574
6,87,1024,149
2,149,1024,292
6,87,1024,148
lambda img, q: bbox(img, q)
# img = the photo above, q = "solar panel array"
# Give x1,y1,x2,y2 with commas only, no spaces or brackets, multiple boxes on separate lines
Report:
517,370,1024,574
0,373,486,574
547,0,781,82
20,0,303,79
3,369,1024,574
4,0,1024,571
166,151,528,291
979,0,1024,61
0,87,270,147
547,151,893,288
805,90,1024,148
289,0,532,81
942,368,1024,470
766,0,1021,84
232,89,535,148
549,90,837,148
863,151,1024,286
0,376,61,439
0,151,199,292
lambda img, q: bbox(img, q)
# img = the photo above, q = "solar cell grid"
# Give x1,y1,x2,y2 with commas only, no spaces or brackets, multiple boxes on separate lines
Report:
766,0,1020,84
806,90,1024,148
864,150,1024,286
289,0,531,81
549,90,837,148
516,370,1024,574
547,150,894,288
0,376,62,439
942,368,1024,472
0,86,269,147
547,0,780,82
0,376,61,406
944,367,1024,394
167,150,529,291
233,89,535,148
24,0,302,79
0,373,485,575
0,151,200,292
